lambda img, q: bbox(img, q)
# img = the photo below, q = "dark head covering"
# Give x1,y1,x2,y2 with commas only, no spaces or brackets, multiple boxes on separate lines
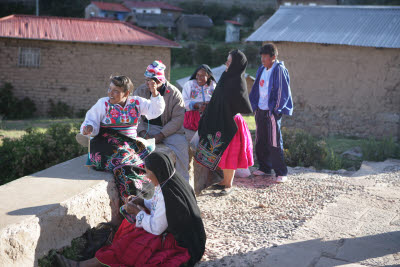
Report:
189,64,216,86
145,152,206,266
195,49,253,170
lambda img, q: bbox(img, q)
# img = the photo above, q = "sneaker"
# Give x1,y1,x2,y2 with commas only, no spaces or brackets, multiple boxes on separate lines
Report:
76,133,89,147
275,176,288,183
253,169,273,176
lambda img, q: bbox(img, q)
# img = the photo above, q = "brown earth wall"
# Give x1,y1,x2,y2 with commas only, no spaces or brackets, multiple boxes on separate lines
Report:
0,38,171,116
265,42,400,139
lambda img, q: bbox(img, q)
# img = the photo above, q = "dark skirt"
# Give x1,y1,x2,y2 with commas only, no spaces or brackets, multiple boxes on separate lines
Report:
89,127,155,200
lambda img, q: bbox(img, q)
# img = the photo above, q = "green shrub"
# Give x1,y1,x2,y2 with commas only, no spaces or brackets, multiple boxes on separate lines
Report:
0,123,86,185
171,47,193,66
0,82,37,119
243,44,260,68
361,137,400,161
211,44,236,66
282,128,328,168
48,99,74,118
194,43,213,66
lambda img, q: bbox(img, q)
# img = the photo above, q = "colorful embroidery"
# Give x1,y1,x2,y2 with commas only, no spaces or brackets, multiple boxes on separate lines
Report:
194,131,223,170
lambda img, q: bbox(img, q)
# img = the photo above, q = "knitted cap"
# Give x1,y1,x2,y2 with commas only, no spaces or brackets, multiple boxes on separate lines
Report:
144,60,166,83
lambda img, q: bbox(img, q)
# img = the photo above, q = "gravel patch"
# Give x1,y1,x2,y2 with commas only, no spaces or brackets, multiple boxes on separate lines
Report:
196,167,361,266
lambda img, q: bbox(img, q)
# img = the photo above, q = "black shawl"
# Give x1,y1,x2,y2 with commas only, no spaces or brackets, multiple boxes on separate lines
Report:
189,64,216,86
144,152,206,267
195,49,253,170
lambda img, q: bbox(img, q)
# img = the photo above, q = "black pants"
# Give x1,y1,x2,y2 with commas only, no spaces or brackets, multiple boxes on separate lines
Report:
255,109,288,177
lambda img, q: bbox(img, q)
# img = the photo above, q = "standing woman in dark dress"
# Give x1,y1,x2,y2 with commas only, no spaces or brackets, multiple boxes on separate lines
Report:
195,49,254,195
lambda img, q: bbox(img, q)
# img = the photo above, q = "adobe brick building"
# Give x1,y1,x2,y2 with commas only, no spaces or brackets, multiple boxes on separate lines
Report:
0,15,180,116
247,6,400,140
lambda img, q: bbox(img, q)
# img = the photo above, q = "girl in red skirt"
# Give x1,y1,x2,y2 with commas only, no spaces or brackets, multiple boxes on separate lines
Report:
56,152,206,267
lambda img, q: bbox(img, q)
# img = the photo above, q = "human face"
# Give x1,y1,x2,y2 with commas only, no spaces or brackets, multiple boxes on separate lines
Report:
146,78,163,92
108,82,129,106
145,168,159,186
261,54,276,69
196,69,209,86
225,54,232,71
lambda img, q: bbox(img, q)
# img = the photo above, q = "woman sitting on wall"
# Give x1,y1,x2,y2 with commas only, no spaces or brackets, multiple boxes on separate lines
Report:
56,152,206,267
78,75,165,201
182,64,216,131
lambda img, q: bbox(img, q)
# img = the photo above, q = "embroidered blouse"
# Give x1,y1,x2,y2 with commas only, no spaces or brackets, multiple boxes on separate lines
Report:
182,79,216,111
80,95,165,138
136,185,168,235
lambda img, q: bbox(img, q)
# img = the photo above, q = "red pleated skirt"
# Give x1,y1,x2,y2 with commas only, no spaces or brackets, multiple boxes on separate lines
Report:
95,219,190,267
218,114,254,170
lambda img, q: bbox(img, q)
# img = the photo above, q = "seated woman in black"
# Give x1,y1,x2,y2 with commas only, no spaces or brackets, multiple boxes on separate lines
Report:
56,152,206,267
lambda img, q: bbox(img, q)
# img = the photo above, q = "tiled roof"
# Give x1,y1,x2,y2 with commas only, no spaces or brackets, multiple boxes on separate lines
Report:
123,1,183,12
0,14,180,48
247,5,400,48
91,1,131,12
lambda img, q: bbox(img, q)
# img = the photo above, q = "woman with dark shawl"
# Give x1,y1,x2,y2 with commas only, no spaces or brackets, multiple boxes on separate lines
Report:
195,49,254,195
56,152,206,267
182,64,216,131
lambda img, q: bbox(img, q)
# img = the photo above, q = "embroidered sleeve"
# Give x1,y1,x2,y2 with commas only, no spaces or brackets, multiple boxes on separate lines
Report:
80,98,106,136
135,190,168,235
136,95,165,120
182,80,193,111
143,198,152,210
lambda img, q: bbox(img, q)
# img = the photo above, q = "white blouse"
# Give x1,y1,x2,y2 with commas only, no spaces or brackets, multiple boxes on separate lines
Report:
80,95,165,138
182,79,216,111
136,185,168,235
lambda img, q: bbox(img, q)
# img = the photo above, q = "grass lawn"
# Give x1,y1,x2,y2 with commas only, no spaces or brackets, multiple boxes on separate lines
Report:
0,118,83,145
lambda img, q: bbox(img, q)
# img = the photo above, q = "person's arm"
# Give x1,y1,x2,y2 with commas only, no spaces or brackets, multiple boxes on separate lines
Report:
132,85,149,138
182,80,196,111
160,90,185,138
136,192,168,235
137,95,165,120
270,66,291,115
80,98,105,136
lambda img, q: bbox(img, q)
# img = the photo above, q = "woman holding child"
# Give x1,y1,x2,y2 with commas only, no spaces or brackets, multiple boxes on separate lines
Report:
79,75,165,200
195,49,254,195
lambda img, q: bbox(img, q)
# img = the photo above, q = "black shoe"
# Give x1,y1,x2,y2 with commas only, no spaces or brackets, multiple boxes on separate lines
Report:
219,187,234,196
209,184,226,190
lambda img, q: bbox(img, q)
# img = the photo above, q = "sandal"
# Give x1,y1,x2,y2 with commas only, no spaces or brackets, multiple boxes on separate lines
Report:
219,187,234,196
209,184,226,190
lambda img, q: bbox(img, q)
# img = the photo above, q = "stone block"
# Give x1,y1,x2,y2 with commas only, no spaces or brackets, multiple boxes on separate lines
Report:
0,156,119,267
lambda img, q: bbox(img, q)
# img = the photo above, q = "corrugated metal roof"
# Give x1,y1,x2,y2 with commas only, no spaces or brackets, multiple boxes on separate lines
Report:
123,1,183,12
136,13,175,28
91,1,131,12
0,14,180,48
246,5,400,48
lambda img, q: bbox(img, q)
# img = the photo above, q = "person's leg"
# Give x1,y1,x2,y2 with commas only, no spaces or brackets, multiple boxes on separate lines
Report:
268,113,288,179
163,133,190,182
254,110,272,175
222,169,235,188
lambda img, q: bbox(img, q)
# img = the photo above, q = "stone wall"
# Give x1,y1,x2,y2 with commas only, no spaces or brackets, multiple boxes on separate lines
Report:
268,42,400,139
0,38,171,116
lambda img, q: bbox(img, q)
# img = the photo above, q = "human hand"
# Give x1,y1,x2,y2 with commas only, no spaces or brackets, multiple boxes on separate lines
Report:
127,195,144,207
147,80,160,97
154,133,165,144
83,125,93,135
199,102,207,113
124,202,141,215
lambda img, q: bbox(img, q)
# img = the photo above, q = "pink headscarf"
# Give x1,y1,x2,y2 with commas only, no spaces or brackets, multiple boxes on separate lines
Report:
144,60,166,83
